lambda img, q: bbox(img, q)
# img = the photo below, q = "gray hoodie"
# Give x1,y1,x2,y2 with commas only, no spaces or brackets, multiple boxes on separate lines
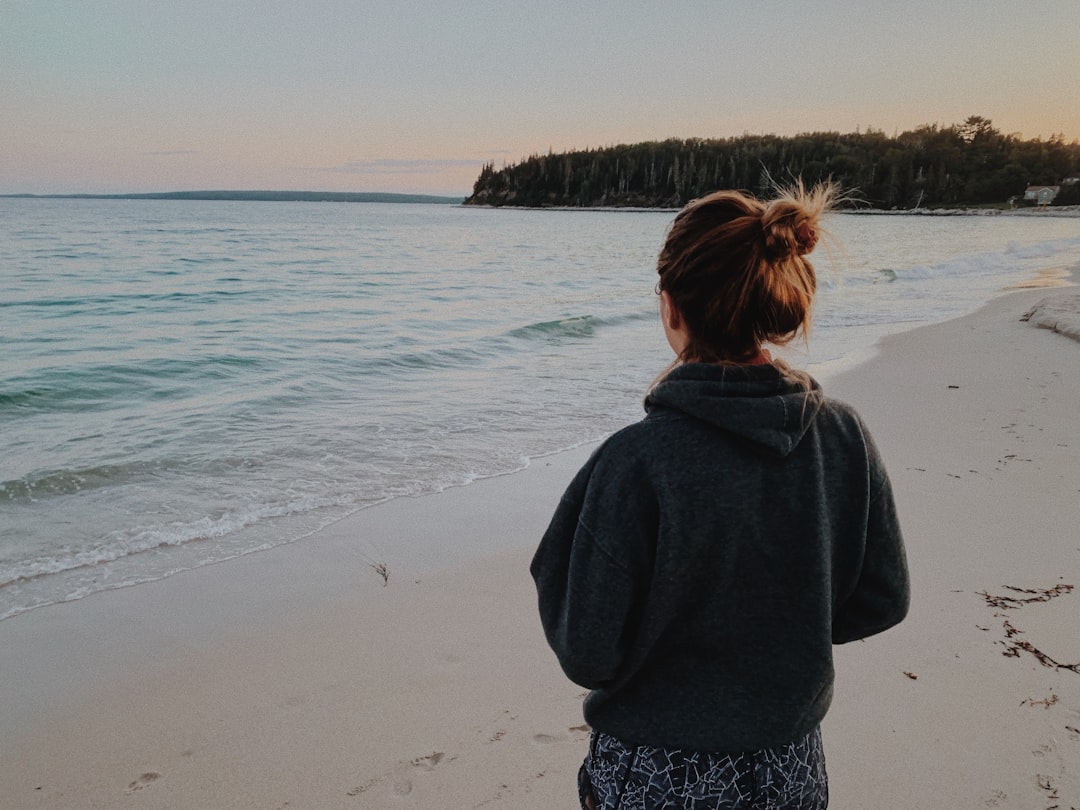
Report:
531,362,909,752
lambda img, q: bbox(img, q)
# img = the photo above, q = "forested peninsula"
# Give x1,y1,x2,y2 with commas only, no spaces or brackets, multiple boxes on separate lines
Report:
465,117,1080,210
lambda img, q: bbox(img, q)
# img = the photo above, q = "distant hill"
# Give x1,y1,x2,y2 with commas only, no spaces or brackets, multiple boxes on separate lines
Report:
465,116,1080,210
2,190,464,205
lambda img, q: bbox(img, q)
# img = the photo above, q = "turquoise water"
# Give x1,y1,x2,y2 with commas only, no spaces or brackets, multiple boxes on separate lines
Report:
2,199,1078,619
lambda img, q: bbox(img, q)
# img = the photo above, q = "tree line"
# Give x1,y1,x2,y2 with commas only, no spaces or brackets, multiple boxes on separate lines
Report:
464,117,1080,209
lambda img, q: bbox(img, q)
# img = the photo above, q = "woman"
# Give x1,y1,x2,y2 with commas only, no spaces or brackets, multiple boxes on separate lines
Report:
530,184,909,809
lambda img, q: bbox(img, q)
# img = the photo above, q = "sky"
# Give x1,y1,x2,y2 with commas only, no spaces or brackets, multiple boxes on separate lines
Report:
3,1,1079,197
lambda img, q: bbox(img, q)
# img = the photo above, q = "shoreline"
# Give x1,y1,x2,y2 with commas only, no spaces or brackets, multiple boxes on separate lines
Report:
1,280,1078,808
459,203,1080,217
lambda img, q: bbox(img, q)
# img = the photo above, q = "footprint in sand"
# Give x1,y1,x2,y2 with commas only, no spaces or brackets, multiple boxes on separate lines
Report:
347,752,448,801
125,772,162,793
392,753,446,797
532,727,590,746
411,752,445,771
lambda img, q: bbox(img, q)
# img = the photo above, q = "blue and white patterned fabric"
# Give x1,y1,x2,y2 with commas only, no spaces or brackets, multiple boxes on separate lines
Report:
578,727,828,809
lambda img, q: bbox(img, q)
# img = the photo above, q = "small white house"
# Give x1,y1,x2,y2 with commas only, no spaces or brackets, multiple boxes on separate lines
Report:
1024,185,1060,206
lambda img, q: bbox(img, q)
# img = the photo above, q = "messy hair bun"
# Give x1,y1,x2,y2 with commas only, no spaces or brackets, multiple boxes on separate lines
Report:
656,181,835,363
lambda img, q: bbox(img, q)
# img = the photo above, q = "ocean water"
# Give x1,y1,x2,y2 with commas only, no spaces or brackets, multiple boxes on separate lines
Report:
2,199,1078,620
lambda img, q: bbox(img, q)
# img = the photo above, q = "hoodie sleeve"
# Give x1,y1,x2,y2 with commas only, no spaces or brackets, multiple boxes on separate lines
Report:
530,442,655,689
833,427,910,644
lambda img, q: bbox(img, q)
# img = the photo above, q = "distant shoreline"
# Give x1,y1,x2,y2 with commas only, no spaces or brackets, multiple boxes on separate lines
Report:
0,190,465,205
840,205,1080,217
458,203,1080,217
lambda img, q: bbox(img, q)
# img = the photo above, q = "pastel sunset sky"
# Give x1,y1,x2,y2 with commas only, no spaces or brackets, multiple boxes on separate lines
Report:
3,0,1079,197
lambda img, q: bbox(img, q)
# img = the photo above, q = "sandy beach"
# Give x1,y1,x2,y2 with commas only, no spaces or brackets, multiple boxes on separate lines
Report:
1,279,1078,809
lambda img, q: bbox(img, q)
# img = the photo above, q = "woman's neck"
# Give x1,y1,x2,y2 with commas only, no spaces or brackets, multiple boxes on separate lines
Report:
681,347,772,366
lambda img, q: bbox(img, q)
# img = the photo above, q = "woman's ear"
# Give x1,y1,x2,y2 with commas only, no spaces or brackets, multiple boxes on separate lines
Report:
659,291,690,357
659,291,682,331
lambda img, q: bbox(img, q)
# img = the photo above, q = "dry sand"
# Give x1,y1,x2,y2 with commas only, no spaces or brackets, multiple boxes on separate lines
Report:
0,281,1077,809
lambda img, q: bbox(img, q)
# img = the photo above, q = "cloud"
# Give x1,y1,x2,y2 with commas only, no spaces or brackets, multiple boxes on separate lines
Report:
143,150,198,157
315,158,484,176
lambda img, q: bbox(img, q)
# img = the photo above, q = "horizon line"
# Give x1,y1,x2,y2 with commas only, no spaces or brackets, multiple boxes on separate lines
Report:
0,190,468,203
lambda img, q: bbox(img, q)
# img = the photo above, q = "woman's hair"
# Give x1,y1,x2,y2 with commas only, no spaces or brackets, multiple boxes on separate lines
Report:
656,181,836,363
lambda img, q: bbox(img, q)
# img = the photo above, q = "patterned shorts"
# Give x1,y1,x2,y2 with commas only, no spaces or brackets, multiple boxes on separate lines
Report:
578,727,828,810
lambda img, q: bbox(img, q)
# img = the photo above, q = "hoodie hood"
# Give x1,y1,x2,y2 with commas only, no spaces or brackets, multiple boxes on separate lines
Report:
645,362,823,457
